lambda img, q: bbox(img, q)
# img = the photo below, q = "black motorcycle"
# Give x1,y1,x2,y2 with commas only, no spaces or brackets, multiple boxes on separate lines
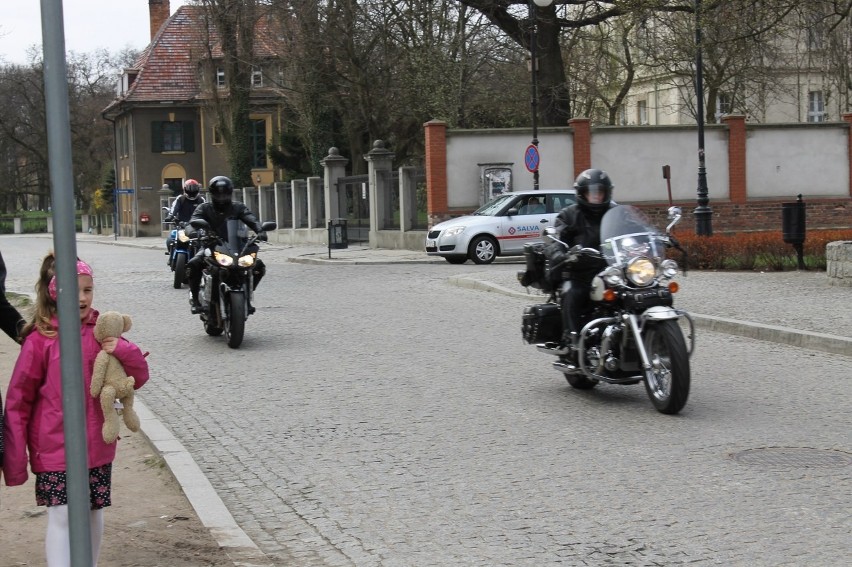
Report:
189,218,277,348
519,205,694,414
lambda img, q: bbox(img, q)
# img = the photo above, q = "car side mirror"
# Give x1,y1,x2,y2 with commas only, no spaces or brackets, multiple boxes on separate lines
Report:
507,207,519,216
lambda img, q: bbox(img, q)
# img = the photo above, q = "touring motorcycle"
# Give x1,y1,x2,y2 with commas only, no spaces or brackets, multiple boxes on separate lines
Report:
518,205,694,414
163,207,199,289
189,218,277,348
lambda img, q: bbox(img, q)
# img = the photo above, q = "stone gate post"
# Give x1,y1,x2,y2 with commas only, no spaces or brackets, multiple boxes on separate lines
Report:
364,140,395,247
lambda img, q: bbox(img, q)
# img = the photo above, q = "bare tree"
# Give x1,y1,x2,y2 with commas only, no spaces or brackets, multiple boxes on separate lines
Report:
200,0,258,187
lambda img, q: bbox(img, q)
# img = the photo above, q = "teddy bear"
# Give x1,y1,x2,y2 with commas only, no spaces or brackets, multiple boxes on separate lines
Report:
90,311,140,444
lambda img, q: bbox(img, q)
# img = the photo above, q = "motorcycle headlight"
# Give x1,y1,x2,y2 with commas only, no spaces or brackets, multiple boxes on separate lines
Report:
626,257,656,286
444,226,466,237
214,251,234,267
238,253,256,267
177,230,190,243
660,259,679,279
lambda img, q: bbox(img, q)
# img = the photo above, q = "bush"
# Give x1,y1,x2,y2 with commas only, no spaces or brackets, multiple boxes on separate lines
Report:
669,229,852,271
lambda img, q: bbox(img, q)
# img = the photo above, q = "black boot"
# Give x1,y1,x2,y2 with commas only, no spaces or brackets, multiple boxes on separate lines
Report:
189,291,202,314
556,331,577,358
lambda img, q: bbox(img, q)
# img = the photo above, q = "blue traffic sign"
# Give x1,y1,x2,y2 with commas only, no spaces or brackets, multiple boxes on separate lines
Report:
115,189,135,194
524,144,540,173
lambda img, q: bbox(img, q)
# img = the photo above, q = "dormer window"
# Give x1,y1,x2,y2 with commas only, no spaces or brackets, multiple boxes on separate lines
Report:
216,67,226,88
251,66,263,87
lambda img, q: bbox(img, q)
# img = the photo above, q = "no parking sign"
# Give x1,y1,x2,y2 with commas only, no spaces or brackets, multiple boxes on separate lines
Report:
524,144,540,173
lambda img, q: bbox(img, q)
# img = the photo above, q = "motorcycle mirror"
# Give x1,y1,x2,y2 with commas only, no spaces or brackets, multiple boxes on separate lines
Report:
666,206,682,233
261,220,277,231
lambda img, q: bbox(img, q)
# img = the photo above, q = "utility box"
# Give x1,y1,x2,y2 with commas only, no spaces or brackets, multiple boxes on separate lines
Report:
781,195,806,245
328,218,348,250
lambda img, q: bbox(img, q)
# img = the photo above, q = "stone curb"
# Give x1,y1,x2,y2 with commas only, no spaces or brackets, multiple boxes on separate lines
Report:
447,276,852,358
136,401,275,567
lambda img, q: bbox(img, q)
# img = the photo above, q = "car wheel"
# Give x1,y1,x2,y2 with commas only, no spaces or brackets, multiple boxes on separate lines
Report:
445,255,467,265
469,235,497,265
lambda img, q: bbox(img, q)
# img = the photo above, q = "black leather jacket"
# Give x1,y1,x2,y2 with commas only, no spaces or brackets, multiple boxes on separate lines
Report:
550,203,614,283
188,201,262,243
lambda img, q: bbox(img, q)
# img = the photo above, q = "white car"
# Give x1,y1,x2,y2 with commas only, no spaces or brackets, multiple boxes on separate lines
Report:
425,190,577,264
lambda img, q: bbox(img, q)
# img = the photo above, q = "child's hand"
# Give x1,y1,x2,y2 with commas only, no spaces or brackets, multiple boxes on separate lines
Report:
100,337,119,354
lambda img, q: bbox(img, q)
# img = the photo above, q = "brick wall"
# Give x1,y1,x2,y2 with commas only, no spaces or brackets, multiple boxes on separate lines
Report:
634,198,851,233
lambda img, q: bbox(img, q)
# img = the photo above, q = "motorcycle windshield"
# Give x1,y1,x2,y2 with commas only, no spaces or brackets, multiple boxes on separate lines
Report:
599,205,666,267
226,219,249,253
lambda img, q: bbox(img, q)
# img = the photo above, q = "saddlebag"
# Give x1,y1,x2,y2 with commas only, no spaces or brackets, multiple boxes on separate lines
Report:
522,303,562,344
517,243,552,291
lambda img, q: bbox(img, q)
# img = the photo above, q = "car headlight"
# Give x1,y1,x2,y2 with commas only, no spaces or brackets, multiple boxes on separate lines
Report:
626,257,656,286
660,259,679,279
238,253,256,267
444,226,466,237
214,251,234,267
177,230,190,243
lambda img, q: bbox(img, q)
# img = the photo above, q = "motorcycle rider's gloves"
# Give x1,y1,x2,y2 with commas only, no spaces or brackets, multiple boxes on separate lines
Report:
256,231,268,242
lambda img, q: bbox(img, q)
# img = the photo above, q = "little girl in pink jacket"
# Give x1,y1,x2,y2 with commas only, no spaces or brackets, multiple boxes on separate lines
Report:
3,254,149,566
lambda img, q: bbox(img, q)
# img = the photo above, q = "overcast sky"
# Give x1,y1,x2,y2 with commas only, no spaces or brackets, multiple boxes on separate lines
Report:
0,0,190,65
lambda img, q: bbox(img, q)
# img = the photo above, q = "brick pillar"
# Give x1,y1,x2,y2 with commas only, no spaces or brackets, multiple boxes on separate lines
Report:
424,119,448,226
722,115,747,204
843,113,852,198
149,0,170,40
569,118,591,178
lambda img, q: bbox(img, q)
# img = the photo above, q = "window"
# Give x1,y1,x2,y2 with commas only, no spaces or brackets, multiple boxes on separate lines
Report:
251,66,263,87
250,119,267,168
151,121,195,152
216,67,225,88
637,100,648,125
715,92,732,122
212,125,223,145
806,10,825,51
807,91,825,123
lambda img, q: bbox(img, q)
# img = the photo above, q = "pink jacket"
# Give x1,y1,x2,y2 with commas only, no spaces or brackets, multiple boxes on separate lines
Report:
2,310,149,486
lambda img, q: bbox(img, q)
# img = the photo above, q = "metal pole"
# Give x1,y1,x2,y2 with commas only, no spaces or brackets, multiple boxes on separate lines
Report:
40,0,93,565
529,0,540,190
694,0,713,235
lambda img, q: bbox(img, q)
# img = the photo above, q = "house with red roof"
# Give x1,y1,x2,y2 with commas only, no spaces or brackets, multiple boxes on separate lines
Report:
103,0,285,236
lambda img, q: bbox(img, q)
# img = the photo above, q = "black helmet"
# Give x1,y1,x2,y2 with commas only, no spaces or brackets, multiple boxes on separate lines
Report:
573,168,613,214
183,179,201,200
208,175,234,211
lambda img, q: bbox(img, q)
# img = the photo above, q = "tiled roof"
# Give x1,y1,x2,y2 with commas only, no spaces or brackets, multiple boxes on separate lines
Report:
104,5,282,114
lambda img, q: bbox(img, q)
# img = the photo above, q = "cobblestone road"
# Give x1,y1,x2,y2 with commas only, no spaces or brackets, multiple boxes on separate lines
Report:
3,237,849,566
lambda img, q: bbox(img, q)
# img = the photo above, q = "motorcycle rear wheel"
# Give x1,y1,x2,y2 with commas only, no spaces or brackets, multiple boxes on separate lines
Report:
225,293,246,348
642,319,690,414
173,254,187,289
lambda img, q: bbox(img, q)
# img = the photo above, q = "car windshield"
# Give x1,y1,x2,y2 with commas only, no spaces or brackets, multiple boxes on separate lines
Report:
472,194,515,216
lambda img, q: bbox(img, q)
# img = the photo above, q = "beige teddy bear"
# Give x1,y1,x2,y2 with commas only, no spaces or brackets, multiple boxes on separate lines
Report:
90,311,140,443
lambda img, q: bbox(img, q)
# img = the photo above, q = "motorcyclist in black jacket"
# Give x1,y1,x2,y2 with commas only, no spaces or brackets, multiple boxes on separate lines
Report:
551,168,615,357
165,179,205,257
185,176,267,314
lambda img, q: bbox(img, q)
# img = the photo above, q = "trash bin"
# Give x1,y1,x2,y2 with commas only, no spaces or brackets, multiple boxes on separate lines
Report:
781,195,806,245
328,218,348,250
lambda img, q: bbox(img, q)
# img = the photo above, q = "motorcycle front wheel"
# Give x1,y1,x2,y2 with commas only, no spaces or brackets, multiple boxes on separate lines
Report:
642,319,690,414
225,292,246,348
173,254,187,289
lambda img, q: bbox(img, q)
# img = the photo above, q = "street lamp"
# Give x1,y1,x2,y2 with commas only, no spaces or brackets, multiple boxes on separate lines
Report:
529,0,553,191
694,0,713,235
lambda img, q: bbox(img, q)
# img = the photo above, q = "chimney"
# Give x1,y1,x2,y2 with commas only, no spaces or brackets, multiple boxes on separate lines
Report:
149,0,171,40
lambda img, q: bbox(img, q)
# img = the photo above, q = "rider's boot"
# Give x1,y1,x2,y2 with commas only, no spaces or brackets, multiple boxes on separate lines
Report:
556,331,578,360
189,284,202,314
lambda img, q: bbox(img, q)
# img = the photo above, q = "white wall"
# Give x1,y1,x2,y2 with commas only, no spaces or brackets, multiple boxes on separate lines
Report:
591,126,729,203
446,129,573,208
444,121,849,208
746,125,849,198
